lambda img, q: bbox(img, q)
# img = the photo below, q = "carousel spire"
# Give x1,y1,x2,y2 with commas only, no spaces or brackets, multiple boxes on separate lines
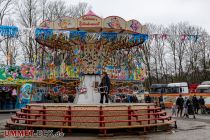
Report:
85,10,97,16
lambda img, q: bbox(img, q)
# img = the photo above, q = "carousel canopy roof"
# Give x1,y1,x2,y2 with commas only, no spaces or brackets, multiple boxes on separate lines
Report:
36,11,148,51
38,11,147,34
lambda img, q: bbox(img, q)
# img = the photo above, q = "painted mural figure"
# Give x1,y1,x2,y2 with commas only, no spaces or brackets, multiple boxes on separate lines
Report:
130,20,140,32
107,17,122,29
58,19,70,29
19,83,33,109
21,64,35,79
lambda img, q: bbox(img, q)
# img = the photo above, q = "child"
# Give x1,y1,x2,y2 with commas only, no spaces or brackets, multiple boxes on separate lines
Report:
171,103,177,117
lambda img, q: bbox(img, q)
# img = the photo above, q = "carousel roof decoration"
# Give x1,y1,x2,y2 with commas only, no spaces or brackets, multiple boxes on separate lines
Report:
35,11,148,76
85,10,97,16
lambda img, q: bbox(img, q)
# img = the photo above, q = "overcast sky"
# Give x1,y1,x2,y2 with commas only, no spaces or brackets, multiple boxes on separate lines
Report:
64,0,210,33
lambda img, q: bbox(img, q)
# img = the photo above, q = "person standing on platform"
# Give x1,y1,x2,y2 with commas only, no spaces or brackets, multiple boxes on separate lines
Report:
99,72,110,104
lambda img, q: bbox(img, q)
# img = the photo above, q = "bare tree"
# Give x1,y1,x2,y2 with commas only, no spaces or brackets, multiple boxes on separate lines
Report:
39,0,48,21
16,0,39,63
0,0,14,25
0,17,18,65
142,23,155,87
166,24,179,80
143,22,210,87
153,25,167,83
68,2,89,18
44,0,68,21
166,22,189,81
198,30,210,81
0,0,15,64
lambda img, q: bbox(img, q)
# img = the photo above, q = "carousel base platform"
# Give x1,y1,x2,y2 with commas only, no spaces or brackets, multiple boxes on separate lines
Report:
0,109,19,113
6,103,176,135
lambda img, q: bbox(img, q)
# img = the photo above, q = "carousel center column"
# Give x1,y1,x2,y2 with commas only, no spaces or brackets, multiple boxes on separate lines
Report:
74,74,101,104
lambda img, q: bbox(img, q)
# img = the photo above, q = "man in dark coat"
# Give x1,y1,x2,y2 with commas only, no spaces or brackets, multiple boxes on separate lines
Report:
99,72,110,104
192,95,199,114
159,95,165,109
198,96,205,114
186,96,196,119
176,94,184,117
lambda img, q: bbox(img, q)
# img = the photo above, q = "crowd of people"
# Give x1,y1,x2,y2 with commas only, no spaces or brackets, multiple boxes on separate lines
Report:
41,93,75,103
110,94,139,103
0,89,17,110
143,94,208,119
175,95,206,118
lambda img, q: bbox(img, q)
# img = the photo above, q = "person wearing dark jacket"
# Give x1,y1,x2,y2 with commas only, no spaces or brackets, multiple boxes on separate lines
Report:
159,95,165,109
99,72,110,104
198,96,205,114
186,96,196,119
192,95,199,114
176,94,184,117
145,94,152,103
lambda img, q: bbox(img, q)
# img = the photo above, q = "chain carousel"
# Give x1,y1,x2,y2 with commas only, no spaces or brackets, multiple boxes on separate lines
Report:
6,11,176,135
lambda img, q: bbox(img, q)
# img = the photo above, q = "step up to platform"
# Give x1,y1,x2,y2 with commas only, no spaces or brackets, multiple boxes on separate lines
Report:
6,103,176,135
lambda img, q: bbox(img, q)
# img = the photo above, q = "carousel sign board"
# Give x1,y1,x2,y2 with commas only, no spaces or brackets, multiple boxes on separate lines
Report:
39,20,53,29
77,15,102,28
103,16,126,30
54,17,77,29
126,20,142,33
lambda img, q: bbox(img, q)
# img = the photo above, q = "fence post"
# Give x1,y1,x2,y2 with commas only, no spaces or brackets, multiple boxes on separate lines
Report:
99,106,106,134
128,105,131,126
155,105,157,124
43,106,46,126
68,106,72,133
147,105,150,124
